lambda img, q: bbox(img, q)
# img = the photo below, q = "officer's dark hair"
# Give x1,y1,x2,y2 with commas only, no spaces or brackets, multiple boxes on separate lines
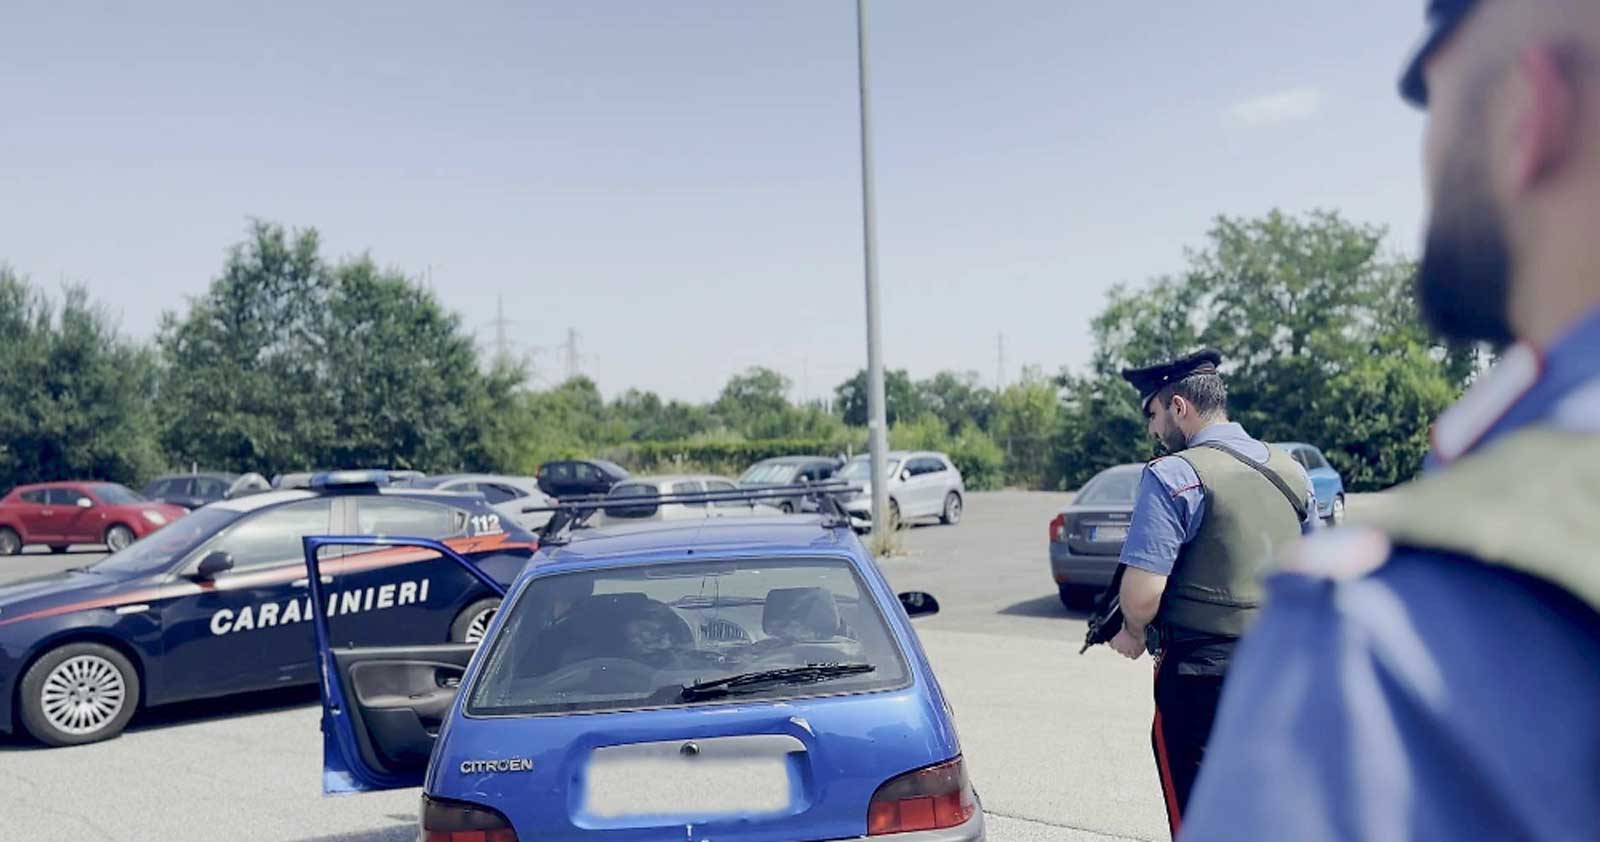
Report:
1158,373,1228,418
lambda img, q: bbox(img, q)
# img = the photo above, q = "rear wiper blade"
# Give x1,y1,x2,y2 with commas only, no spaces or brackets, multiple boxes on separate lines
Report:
680,663,875,701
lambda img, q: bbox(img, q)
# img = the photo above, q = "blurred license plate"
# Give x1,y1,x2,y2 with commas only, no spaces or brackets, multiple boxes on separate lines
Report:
1091,526,1128,542
583,735,800,819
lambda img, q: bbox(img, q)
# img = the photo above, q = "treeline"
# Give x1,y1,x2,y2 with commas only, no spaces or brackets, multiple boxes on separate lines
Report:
0,211,1477,495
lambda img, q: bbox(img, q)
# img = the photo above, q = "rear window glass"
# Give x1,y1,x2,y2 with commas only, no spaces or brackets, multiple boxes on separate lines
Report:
1077,470,1142,505
603,483,659,519
90,484,145,505
467,557,910,716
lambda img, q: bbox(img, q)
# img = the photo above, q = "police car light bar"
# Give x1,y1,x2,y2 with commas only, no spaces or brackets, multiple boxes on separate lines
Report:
309,470,394,491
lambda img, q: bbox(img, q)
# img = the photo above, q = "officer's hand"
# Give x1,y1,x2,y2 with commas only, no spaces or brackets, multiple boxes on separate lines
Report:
1109,626,1145,660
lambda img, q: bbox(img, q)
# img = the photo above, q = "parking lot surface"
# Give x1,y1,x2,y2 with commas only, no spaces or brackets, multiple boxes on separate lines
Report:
0,490,1383,841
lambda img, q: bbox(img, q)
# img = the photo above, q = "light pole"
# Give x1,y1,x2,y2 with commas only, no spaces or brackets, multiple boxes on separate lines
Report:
855,0,891,544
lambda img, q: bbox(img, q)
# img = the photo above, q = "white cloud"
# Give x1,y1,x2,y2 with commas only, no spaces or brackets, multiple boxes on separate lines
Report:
1228,88,1323,126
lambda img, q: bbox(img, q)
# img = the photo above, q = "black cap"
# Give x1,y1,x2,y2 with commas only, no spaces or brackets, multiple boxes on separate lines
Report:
1121,349,1223,412
1400,0,1479,107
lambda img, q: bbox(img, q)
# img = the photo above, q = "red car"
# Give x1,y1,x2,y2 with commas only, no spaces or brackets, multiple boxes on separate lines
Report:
0,482,187,555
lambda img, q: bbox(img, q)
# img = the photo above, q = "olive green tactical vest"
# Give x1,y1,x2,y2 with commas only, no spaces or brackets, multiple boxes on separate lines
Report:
1353,428,1600,615
1159,445,1311,637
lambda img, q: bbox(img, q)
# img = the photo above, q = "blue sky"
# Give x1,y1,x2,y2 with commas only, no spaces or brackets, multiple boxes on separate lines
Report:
1,1,1428,402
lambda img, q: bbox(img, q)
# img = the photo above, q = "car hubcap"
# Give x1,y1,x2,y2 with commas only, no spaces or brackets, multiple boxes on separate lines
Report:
1333,498,1346,524
108,530,130,551
465,608,496,644
948,496,961,522
0,533,17,555
41,655,126,736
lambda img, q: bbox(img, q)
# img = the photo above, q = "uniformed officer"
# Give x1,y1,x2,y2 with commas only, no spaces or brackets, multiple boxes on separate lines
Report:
1107,348,1319,835
1180,1,1600,839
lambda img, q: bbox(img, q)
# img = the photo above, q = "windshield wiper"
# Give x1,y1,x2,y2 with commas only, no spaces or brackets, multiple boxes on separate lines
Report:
680,663,875,701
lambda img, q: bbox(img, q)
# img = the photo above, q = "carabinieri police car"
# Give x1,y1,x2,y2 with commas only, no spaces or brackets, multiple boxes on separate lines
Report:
305,484,984,842
0,471,536,747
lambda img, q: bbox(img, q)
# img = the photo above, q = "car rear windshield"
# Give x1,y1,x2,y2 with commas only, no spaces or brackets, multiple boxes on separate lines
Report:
603,483,660,518
91,484,146,505
467,557,911,716
1077,470,1142,505
739,463,797,485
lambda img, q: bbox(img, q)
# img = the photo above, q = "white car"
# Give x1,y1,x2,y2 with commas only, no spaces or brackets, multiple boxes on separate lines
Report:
838,450,965,528
594,474,781,526
401,473,557,530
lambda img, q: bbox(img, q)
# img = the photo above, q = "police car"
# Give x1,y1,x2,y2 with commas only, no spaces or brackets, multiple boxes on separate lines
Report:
305,485,984,842
0,471,537,747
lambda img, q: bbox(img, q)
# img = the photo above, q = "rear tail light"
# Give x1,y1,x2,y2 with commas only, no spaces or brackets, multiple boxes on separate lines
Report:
421,794,518,842
1049,514,1067,543
867,756,978,835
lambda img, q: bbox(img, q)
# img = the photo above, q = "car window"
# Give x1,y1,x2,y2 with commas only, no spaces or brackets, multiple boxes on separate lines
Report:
473,483,516,505
921,457,947,475
90,484,145,505
467,557,911,717
1303,448,1331,471
19,490,47,504
578,463,603,482
604,483,660,519
704,479,743,509
546,463,573,481
355,498,461,539
1288,448,1312,470
194,478,229,499
672,481,705,508
838,458,901,481
201,499,332,572
48,488,90,506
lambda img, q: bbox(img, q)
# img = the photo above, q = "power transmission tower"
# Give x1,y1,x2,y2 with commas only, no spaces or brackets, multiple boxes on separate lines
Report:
562,328,583,380
488,294,514,367
996,332,1007,389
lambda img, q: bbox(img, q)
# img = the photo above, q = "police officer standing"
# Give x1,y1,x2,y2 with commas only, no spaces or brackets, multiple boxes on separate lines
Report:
1181,1,1600,839
1107,349,1318,836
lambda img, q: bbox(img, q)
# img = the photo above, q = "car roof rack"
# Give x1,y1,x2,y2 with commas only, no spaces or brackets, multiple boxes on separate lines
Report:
525,481,863,546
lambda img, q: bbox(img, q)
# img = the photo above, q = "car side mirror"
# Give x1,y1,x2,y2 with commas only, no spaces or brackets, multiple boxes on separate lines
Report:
76,497,94,509
195,551,234,580
898,591,940,618
900,469,912,482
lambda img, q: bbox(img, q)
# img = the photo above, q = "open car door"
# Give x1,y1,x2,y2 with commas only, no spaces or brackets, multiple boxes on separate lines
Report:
301,535,508,795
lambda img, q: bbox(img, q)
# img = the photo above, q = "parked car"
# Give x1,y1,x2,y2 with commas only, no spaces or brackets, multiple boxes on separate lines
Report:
837,451,965,528
596,474,781,525
536,459,629,499
305,507,983,842
1048,463,1143,608
1271,442,1347,525
142,472,271,510
402,473,558,530
0,471,538,746
738,455,845,513
0,482,188,555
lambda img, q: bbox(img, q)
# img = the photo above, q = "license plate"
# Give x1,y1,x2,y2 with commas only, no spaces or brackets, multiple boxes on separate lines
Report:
582,735,801,820
1091,525,1128,543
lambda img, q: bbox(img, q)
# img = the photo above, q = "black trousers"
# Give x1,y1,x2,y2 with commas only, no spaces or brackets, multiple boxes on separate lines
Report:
1151,656,1226,839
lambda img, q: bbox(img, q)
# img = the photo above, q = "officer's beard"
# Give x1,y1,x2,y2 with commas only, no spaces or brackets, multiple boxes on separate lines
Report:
1415,128,1515,346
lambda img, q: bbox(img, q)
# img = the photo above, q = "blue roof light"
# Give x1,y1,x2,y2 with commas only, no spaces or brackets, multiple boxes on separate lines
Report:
309,470,392,491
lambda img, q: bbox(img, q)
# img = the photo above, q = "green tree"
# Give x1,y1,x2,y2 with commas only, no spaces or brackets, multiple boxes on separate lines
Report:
916,371,995,433
1054,210,1473,491
834,369,922,427
0,270,164,490
990,367,1063,488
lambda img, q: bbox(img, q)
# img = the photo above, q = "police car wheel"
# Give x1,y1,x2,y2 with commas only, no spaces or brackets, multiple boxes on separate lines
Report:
452,598,501,645
0,528,20,556
940,492,963,525
888,499,902,530
20,642,140,747
779,501,794,515
104,525,135,553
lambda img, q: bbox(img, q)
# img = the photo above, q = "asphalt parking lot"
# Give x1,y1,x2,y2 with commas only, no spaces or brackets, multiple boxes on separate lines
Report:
0,490,1378,842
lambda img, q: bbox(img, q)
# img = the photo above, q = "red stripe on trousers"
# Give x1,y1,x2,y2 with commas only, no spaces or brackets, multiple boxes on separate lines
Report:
1153,709,1182,838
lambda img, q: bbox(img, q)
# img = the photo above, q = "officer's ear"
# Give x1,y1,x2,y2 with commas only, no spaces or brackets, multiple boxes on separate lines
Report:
1507,44,1579,195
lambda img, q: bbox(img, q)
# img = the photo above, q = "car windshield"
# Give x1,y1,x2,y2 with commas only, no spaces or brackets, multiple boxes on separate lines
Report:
1076,470,1143,505
467,557,910,716
91,484,146,505
88,507,241,575
838,458,899,481
739,463,798,485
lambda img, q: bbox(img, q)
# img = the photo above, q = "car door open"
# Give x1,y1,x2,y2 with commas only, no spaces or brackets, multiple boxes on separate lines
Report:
301,534,507,794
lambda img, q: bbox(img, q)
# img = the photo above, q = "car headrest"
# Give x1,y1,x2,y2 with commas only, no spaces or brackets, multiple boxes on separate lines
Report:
762,587,844,640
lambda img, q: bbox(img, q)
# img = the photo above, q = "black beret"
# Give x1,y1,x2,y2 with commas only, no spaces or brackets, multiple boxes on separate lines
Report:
1400,0,1479,107
1121,348,1223,412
